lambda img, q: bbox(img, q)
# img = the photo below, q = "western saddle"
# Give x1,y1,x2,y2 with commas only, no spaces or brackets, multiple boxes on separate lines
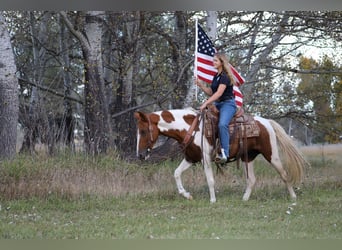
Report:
203,104,260,170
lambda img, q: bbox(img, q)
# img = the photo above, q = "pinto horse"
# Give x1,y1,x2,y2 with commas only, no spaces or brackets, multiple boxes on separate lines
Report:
134,108,309,203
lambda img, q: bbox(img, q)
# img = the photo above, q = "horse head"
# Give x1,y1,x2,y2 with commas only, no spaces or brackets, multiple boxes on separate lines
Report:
134,111,160,160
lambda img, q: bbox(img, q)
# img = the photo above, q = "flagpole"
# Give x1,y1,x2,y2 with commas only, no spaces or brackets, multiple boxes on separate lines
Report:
194,18,198,101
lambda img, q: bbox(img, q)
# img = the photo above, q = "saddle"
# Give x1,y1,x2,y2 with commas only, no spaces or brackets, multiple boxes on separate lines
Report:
203,104,260,168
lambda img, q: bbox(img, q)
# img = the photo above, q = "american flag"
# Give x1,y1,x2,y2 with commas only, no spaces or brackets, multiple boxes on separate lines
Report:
196,24,244,107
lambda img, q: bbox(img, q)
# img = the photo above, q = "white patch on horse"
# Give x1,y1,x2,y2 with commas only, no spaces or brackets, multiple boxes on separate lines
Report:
136,128,140,157
154,109,197,133
254,116,279,160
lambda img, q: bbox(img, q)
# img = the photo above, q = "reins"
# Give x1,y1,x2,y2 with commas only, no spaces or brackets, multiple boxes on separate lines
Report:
146,115,155,150
180,111,207,168
180,110,213,173
181,113,201,149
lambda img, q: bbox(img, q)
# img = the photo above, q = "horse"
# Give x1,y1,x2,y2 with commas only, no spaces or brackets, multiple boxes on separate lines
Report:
134,107,309,203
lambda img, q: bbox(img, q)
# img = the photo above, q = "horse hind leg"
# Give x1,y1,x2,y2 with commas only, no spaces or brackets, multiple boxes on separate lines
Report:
242,161,256,201
270,156,297,200
242,158,297,201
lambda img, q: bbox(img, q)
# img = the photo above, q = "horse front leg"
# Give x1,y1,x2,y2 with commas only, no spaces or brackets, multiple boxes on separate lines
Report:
201,153,216,203
203,161,216,203
174,159,193,200
242,161,256,201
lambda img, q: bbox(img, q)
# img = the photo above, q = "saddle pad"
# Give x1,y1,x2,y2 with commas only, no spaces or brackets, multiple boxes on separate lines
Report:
203,109,260,143
229,120,260,138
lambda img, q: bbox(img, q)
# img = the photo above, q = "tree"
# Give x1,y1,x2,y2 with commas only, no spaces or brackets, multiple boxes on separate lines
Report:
0,13,19,159
60,11,110,155
106,11,143,151
333,75,342,142
3,11,341,158
20,12,51,154
59,14,75,151
297,56,342,143
213,11,341,114
5,11,77,155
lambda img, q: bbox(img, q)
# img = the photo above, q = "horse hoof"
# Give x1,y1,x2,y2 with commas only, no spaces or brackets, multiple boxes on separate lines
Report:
210,198,216,203
242,196,249,201
188,195,193,200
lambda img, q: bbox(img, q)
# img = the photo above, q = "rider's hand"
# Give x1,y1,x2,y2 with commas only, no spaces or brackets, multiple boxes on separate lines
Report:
200,103,207,112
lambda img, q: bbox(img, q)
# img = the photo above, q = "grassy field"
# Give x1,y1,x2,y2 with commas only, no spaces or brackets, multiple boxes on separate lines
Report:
0,144,341,239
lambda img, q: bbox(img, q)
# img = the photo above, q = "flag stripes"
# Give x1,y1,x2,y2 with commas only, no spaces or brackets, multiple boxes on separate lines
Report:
195,23,245,107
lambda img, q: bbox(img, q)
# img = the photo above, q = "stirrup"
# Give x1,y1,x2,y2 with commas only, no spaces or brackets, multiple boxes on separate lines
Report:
215,154,227,164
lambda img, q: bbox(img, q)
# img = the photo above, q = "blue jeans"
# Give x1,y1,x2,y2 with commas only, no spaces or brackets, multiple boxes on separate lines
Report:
214,99,237,157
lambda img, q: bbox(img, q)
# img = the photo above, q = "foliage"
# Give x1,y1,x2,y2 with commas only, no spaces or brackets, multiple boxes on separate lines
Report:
2,11,342,157
297,56,342,143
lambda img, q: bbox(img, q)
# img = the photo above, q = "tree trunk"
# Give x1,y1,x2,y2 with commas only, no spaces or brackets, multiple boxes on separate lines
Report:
111,11,143,153
244,13,289,102
172,11,189,109
83,11,110,154
20,12,51,154
59,14,75,151
102,13,115,115
60,11,110,155
206,11,217,41
0,13,19,159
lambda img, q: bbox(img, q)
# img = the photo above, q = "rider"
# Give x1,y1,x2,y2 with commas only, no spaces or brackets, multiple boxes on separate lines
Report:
195,52,237,163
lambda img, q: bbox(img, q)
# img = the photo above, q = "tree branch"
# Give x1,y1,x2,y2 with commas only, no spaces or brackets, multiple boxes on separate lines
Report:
18,77,83,105
59,11,90,54
111,58,193,118
265,65,342,74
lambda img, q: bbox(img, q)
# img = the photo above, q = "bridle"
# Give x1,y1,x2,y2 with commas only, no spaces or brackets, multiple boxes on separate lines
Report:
139,114,155,159
147,115,155,151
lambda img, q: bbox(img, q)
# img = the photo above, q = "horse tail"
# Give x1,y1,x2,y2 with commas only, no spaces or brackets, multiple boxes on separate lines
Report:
269,119,310,185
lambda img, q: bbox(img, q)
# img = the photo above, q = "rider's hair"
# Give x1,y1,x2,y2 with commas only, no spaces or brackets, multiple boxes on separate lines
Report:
214,52,237,86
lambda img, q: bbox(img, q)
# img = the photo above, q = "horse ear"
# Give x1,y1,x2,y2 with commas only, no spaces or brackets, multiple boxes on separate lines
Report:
134,111,148,122
149,113,160,124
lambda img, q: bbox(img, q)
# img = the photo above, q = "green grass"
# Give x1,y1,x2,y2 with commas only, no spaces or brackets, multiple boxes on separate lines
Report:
0,186,340,239
0,146,341,239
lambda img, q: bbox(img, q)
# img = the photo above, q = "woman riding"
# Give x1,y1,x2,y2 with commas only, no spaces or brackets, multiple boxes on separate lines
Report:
195,52,237,163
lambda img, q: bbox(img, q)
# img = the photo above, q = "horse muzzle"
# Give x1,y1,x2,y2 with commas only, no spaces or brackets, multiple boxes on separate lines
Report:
138,148,151,160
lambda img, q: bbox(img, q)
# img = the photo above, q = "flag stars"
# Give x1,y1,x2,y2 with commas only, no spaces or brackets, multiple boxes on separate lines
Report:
197,27,215,56
196,24,245,107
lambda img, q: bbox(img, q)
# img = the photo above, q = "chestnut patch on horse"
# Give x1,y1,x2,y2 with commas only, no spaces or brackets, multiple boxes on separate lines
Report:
183,114,194,126
184,143,202,163
161,129,188,144
161,110,175,123
183,114,200,131
254,120,272,162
